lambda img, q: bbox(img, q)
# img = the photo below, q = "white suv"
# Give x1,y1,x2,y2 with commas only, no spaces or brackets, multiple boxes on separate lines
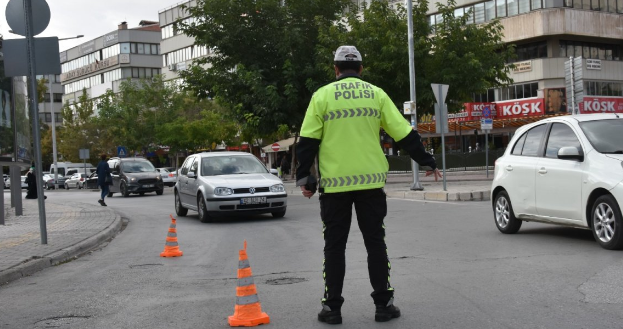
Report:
491,113,623,249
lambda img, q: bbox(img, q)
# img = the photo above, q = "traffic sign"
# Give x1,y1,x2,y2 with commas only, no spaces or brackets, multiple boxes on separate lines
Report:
431,83,449,104
117,146,128,158
271,143,280,152
483,105,492,118
481,118,493,130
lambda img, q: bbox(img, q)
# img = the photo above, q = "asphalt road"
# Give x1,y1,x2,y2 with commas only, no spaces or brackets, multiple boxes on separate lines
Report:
0,187,622,329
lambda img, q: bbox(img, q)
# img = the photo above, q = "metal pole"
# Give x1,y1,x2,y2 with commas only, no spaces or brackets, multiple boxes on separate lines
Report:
49,76,59,189
486,131,489,178
24,0,47,244
438,85,447,191
407,0,423,191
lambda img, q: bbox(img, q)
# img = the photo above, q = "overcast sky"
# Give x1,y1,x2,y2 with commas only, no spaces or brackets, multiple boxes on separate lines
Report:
1,0,176,52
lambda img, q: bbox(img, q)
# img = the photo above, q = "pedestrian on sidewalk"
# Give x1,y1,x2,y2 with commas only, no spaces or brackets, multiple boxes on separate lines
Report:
96,154,112,206
296,45,442,325
25,165,46,199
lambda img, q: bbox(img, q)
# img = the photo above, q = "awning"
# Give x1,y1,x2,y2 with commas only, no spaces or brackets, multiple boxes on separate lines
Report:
262,137,297,153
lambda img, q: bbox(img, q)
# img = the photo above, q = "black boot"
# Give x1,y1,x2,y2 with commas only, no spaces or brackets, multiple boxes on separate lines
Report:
318,305,342,324
375,299,401,322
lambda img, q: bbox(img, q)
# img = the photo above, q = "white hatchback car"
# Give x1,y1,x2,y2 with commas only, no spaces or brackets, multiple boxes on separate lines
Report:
491,113,623,250
156,168,177,187
174,152,287,222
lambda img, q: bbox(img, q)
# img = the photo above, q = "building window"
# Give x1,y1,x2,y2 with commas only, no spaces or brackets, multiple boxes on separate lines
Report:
585,81,623,96
499,82,539,101
54,93,63,102
559,40,622,60
45,113,52,122
514,41,548,61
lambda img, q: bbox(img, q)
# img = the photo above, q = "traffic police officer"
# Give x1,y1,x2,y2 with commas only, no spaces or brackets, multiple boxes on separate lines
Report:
296,45,442,324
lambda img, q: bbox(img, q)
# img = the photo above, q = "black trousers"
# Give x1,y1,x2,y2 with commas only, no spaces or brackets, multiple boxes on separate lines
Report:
319,188,393,310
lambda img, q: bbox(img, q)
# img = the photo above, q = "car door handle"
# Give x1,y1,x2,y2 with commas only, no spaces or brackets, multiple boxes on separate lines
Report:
505,165,513,171
538,167,547,174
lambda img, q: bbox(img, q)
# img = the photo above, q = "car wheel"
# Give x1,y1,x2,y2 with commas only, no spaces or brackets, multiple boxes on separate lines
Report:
44,183,49,190
493,190,522,234
272,209,286,218
121,182,130,197
139,192,145,196
197,194,213,223
591,194,623,250
64,183,69,190
175,190,188,216
156,189,164,195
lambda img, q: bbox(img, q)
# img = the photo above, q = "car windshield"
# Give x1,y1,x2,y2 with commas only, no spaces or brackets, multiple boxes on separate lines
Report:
121,161,156,173
201,156,268,176
579,119,623,154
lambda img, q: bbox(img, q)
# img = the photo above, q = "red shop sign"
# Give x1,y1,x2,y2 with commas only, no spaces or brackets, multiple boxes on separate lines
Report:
460,103,497,122
579,97,623,114
495,98,544,119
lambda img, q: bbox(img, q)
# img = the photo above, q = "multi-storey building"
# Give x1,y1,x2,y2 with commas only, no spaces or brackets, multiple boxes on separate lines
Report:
60,21,162,116
415,0,623,150
36,74,63,127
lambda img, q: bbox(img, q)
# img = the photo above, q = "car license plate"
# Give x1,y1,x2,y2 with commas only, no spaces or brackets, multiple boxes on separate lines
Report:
143,184,154,188
240,197,266,204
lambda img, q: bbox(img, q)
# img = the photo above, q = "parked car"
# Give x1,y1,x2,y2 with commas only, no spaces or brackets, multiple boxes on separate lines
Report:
20,176,28,189
156,168,177,187
64,173,87,189
4,177,9,189
107,157,164,197
85,172,99,189
491,113,623,250
174,151,287,222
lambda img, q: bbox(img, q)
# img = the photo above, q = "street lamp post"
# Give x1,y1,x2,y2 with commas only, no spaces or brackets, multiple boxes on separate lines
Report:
50,34,83,188
407,0,423,190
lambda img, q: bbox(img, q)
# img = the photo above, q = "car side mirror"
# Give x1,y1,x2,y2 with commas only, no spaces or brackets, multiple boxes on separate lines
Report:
557,146,584,161
188,172,196,179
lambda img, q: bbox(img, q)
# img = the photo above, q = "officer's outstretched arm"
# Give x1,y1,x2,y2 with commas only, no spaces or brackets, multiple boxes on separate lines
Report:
396,130,437,170
295,136,320,193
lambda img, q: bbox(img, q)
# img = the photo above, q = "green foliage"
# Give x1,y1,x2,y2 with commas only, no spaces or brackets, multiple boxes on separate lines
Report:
178,0,350,137
318,0,515,115
58,89,98,163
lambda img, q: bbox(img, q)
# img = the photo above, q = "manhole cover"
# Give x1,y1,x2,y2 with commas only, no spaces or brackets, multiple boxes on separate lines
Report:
265,277,307,285
35,315,91,328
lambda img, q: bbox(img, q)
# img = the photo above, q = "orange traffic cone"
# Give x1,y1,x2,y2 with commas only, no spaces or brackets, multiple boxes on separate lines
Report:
160,214,183,257
228,240,270,327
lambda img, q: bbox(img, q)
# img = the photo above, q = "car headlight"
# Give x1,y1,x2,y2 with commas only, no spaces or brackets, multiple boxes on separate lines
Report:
156,175,162,181
270,184,285,193
214,187,233,196
129,177,137,182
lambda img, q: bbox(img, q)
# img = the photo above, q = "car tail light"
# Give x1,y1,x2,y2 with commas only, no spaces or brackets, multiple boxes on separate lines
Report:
169,173,174,177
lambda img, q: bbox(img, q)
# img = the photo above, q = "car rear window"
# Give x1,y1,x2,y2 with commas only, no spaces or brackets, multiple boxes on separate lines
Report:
511,124,546,157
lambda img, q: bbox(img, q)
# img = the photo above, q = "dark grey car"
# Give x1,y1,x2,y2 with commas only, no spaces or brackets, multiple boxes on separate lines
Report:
107,157,164,197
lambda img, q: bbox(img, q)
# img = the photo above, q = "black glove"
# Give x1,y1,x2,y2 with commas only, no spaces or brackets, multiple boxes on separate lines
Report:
305,176,317,194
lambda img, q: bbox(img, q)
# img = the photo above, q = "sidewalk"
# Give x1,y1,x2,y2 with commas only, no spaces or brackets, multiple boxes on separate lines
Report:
283,170,494,201
0,171,492,287
0,198,122,286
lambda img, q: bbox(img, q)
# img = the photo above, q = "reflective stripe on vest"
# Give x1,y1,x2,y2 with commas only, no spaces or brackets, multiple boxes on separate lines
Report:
320,172,387,188
237,276,254,287
323,107,380,122
238,259,250,269
236,294,260,305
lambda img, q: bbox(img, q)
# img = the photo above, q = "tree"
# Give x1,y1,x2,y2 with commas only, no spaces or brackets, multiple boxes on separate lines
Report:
58,89,98,163
178,0,351,137
318,0,515,114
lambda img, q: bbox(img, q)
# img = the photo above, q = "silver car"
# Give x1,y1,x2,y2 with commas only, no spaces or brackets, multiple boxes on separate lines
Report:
156,168,177,187
174,152,287,222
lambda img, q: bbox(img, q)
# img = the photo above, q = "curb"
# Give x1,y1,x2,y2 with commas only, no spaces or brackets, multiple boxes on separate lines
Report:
386,190,491,201
0,212,123,286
